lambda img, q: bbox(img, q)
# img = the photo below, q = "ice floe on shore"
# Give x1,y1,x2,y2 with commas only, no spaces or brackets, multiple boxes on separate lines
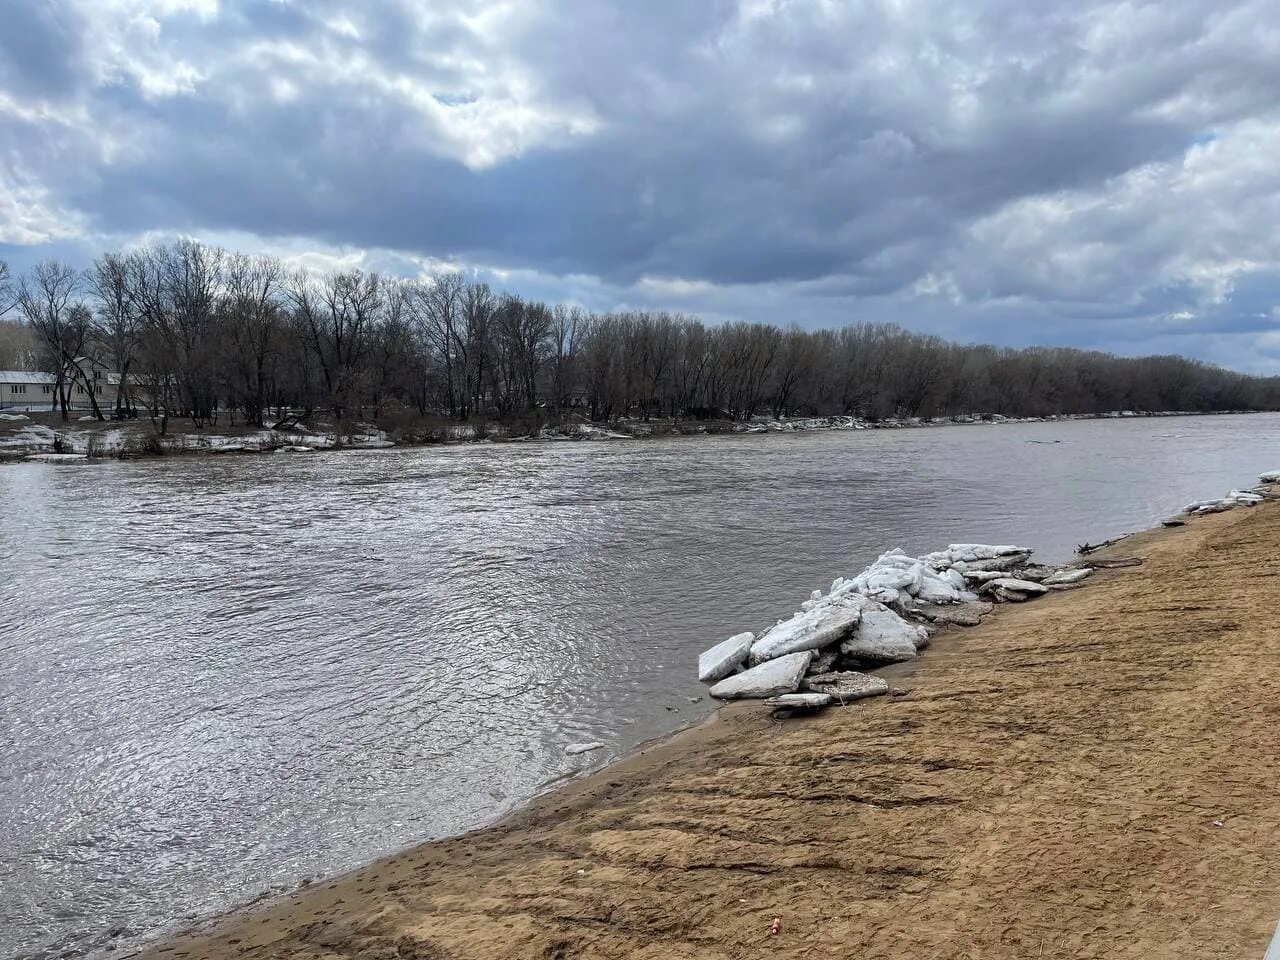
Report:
1182,473,1280,516
24,452,89,462
564,741,605,756
696,540,1092,713
0,424,398,459
736,409,1249,434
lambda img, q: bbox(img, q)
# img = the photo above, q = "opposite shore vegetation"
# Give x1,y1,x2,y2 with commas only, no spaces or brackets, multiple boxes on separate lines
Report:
2,242,1280,451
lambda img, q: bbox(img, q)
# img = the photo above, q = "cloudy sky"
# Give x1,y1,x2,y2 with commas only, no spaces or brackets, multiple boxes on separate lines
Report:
2,0,1279,370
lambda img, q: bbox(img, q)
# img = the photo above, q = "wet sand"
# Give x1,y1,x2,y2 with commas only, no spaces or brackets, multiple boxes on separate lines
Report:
134,503,1280,960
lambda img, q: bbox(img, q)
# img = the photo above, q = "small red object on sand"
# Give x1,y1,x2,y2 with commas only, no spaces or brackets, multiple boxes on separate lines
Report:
770,917,782,936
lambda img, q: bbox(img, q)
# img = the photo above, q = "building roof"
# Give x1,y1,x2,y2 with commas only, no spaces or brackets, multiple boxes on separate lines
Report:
0,371,56,385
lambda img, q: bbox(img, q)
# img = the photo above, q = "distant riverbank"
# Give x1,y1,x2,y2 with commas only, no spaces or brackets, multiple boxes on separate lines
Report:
0,407,1260,464
127,487,1280,960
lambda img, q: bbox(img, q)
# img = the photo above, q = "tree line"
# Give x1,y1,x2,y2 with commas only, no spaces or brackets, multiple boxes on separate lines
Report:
1,241,1278,432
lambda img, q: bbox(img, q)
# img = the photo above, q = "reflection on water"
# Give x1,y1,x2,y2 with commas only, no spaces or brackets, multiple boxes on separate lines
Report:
3,414,1279,959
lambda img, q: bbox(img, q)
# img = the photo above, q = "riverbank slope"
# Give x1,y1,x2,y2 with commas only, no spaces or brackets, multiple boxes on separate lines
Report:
134,503,1280,960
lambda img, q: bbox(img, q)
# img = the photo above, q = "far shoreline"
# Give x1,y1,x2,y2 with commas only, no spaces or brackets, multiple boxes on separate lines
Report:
0,406,1265,466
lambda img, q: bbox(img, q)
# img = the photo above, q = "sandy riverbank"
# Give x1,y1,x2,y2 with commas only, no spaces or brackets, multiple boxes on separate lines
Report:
132,503,1280,960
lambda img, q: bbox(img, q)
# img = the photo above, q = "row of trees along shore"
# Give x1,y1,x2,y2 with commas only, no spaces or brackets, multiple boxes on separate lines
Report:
2,242,1279,434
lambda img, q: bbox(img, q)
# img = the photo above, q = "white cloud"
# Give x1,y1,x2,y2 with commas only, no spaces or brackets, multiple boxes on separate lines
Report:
72,0,215,98
636,275,716,297
0,167,83,245
935,115,1280,316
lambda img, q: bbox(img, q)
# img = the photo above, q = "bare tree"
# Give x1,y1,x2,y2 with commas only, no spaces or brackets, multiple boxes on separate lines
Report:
222,252,283,426
457,281,495,419
549,304,583,414
17,261,102,420
160,240,224,425
127,248,177,433
287,269,381,423
411,272,464,417
88,252,145,418
368,278,414,419
669,317,710,420
713,322,779,420
634,312,677,420
491,295,552,413
770,325,816,418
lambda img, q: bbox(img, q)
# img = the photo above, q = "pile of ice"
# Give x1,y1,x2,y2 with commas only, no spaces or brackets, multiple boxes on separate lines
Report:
1182,475,1279,516
697,543,1092,711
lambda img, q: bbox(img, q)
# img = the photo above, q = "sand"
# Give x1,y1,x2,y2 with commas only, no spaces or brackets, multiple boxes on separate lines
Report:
134,503,1280,960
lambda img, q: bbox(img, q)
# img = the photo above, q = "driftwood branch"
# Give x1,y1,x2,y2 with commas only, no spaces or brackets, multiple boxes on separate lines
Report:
1076,533,1132,555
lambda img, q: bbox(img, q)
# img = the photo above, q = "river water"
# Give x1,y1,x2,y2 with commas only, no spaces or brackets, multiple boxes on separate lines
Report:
3,414,1279,959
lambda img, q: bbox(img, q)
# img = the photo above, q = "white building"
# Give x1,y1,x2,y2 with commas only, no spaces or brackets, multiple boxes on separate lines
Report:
0,370,58,411
0,362,117,413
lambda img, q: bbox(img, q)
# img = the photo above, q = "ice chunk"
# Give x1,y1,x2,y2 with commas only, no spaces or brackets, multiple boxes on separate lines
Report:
748,604,860,666
915,572,962,603
868,548,915,569
862,565,921,594
961,569,1008,583
865,586,900,605
980,577,1050,602
948,543,1030,558
697,632,754,683
1229,489,1264,505
709,651,813,700
1194,501,1233,515
983,577,1049,595
951,553,1032,573
919,544,1033,569
841,604,924,662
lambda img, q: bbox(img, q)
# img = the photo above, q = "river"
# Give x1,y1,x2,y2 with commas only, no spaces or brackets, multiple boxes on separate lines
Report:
3,414,1278,960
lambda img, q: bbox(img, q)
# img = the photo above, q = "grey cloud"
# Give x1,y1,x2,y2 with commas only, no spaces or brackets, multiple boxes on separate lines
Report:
0,0,84,97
